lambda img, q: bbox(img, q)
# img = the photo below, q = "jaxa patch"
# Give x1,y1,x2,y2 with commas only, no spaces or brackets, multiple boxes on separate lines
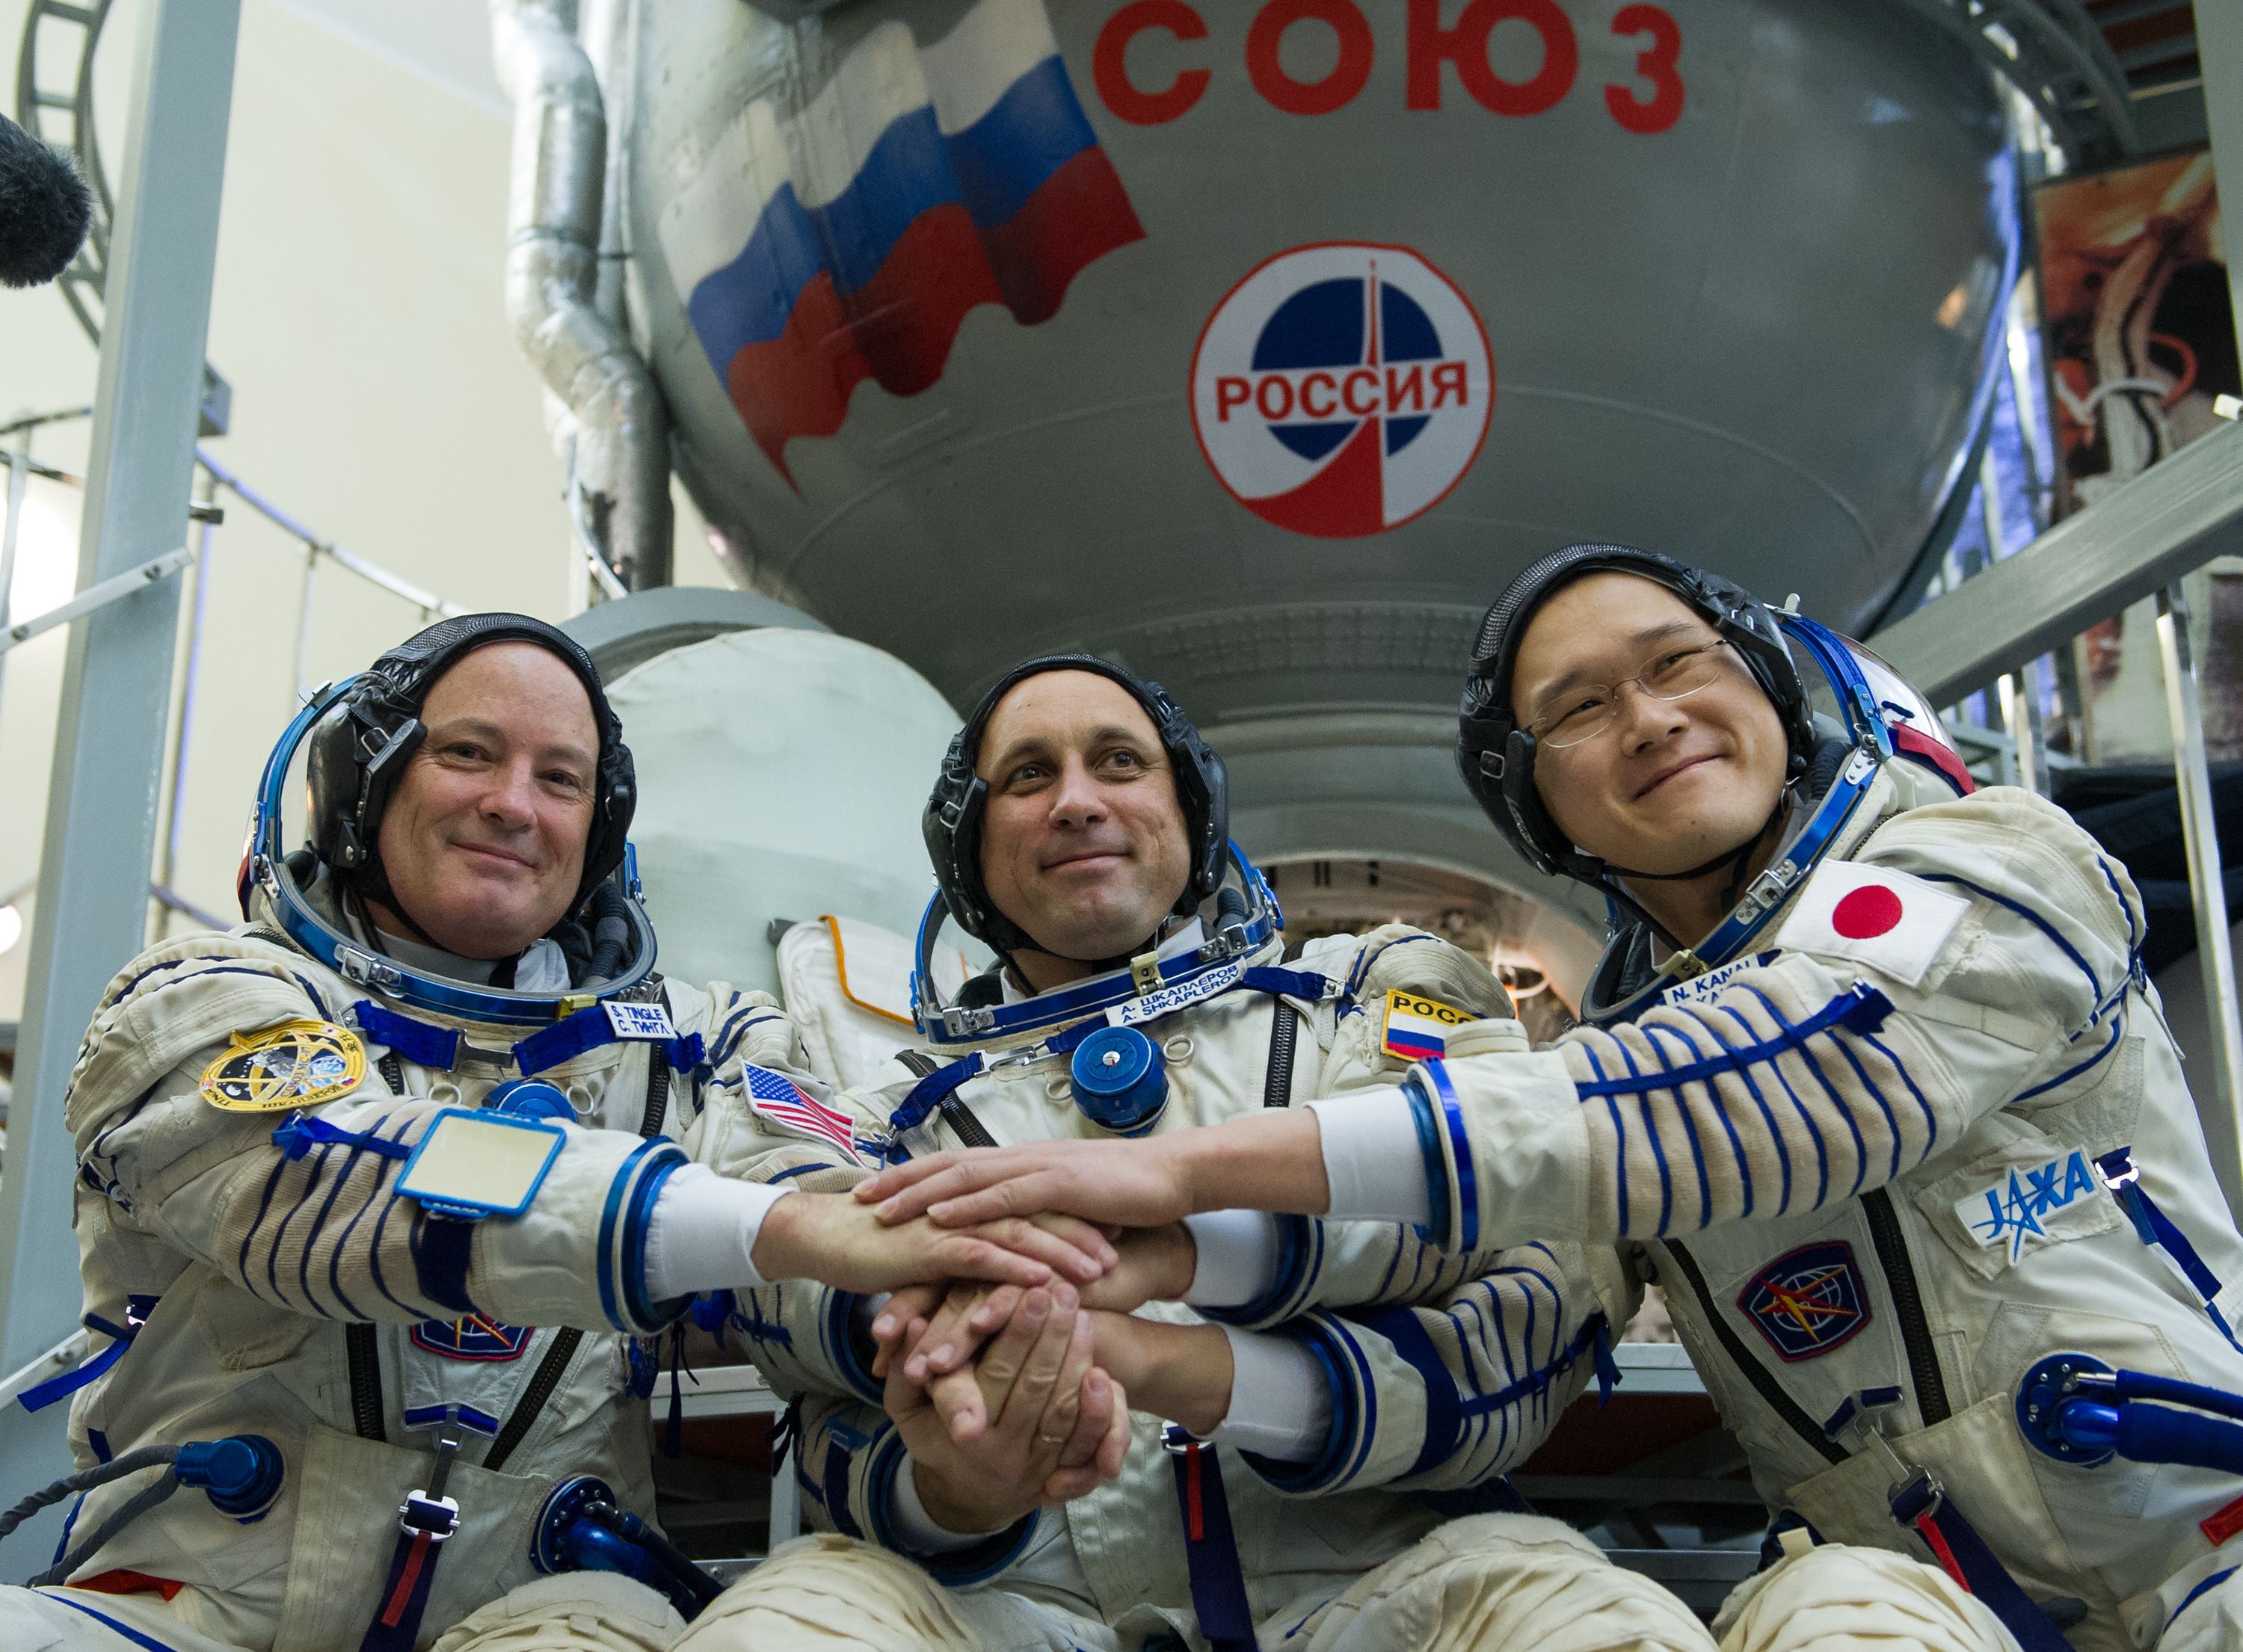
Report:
1383,991,1471,1060
410,1314,533,1363
1955,1150,2100,1264
1771,860,1969,988
200,1020,365,1112
1736,1242,1873,1362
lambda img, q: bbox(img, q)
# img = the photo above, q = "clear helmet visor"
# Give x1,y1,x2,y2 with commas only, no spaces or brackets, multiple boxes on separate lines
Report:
247,682,656,1024
1782,615,1966,784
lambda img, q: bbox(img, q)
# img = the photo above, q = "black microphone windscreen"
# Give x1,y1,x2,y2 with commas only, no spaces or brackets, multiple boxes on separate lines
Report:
0,114,92,289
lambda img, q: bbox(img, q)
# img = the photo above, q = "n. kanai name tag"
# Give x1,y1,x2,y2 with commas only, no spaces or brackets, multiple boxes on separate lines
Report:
603,1001,677,1041
1661,952,1778,1009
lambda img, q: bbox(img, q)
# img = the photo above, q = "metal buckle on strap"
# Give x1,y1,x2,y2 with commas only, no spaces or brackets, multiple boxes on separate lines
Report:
1734,858,1802,923
941,1005,996,1039
336,945,406,994
400,1432,463,1540
1826,1387,1921,1497
1130,951,1162,997
399,1491,460,1541
1160,1423,1203,1456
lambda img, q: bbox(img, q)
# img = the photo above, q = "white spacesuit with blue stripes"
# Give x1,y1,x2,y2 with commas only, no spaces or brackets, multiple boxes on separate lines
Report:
0,869,825,1652
1394,759,2243,1651
684,923,1717,1652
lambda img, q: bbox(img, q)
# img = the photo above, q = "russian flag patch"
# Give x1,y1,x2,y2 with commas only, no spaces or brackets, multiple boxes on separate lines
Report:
1770,860,1969,989
743,1066,864,1164
1382,990,1471,1061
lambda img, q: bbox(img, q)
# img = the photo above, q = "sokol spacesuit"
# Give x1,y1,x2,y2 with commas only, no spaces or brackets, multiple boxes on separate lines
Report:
681,656,1715,1652
0,616,1101,1652
858,551,2243,1652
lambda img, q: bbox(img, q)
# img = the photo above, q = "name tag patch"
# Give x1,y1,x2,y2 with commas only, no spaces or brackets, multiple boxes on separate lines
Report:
1955,1150,2100,1263
1661,952,1778,1009
1382,990,1470,1060
1737,1241,1873,1362
200,1020,365,1112
1110,961,1242,1029
604,1001,677,1041
1770,860,1969,988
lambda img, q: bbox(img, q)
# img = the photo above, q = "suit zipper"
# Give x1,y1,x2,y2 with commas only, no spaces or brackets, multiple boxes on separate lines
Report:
1661,1239,1844,1464
1862,1188,1950,1426
341,1051,413,1442
942,1100,998,1148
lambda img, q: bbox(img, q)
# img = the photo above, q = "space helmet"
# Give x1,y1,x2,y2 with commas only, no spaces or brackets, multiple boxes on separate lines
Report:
1456,544,1971,1021
243,613,657,1024
923,653,1230,959
912,653,1279,1044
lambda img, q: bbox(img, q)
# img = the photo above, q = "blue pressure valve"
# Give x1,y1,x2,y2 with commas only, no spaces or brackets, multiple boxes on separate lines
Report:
173,1434,286,1521
1069,1026,1168,1136
2019,1352,2243,1477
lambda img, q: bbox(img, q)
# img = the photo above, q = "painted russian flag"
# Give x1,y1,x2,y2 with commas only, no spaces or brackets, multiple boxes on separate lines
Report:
659,0,1145,486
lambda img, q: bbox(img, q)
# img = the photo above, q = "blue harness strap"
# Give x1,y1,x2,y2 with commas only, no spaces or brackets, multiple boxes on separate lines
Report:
1888,1474,2073,1652
2096,1147,2243,1353
350,1000,461,1071
358,1473,461,1652
19,1295,161,1414
1163,1427,1255,1652
270,1113,415,1163
887,1053,985,1141
1240,966,1333,1001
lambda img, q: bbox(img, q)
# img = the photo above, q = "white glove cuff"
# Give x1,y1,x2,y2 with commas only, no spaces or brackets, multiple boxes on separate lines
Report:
643,1163,793,1298
1181,1210,1283,1308
1207,1325,1332,1462
1306,1088,1435,1226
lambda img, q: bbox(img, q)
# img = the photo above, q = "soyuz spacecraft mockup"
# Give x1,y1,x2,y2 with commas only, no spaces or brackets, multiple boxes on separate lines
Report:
505,0,2019,982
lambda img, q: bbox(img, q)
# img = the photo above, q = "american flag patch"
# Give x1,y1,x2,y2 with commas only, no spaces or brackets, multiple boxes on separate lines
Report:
744,1065,863,1163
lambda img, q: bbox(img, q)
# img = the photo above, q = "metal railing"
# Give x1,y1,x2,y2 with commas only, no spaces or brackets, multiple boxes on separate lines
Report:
0,408,463,935
1880,412,2243,1207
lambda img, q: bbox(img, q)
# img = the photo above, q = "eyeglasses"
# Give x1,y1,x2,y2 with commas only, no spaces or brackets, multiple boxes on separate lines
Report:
1528,640,1734,748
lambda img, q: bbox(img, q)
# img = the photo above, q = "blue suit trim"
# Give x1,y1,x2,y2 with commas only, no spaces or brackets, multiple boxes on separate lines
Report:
44,1594,186,1651
1420,1062,1478,1251
1357,1305,1461,1479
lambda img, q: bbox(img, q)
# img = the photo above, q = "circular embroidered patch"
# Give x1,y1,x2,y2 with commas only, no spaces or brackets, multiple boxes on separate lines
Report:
200,1020,366,1112
1831,884,1904,940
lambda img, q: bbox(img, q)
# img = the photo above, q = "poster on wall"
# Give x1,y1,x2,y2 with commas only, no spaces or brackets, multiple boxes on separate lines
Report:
2032,150,2241,762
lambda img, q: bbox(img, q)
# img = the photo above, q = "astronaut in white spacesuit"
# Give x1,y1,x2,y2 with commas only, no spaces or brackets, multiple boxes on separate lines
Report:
0,614,1113,1652
860,547,2243,1652
677,655,1716,1652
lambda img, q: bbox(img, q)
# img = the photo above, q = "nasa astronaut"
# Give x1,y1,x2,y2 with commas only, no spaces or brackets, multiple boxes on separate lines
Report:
0,615,1112,1652
861,548,2243,1652
675,655,1717,1652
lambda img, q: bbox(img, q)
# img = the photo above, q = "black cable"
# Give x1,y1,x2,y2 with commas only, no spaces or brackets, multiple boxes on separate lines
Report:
29,1470,179,1586
0,1444,179,1543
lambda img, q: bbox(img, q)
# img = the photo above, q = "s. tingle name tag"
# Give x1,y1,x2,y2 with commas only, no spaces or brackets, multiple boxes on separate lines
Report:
200,1020,366,1112
396,1108,566,1221
603,1000,677,1041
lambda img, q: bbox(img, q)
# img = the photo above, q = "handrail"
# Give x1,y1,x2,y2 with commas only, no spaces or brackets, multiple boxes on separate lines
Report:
0,1328,88,1411
193,447,461,618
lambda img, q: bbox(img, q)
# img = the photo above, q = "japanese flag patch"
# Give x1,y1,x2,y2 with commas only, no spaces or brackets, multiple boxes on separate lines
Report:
1771,860,1969,988
1382,990,1471,1060
743,1065,864,1164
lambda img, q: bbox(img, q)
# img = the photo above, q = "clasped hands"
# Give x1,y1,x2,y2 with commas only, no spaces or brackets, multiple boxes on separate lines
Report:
864,1221,1236,1541
759,1124,1324,1544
